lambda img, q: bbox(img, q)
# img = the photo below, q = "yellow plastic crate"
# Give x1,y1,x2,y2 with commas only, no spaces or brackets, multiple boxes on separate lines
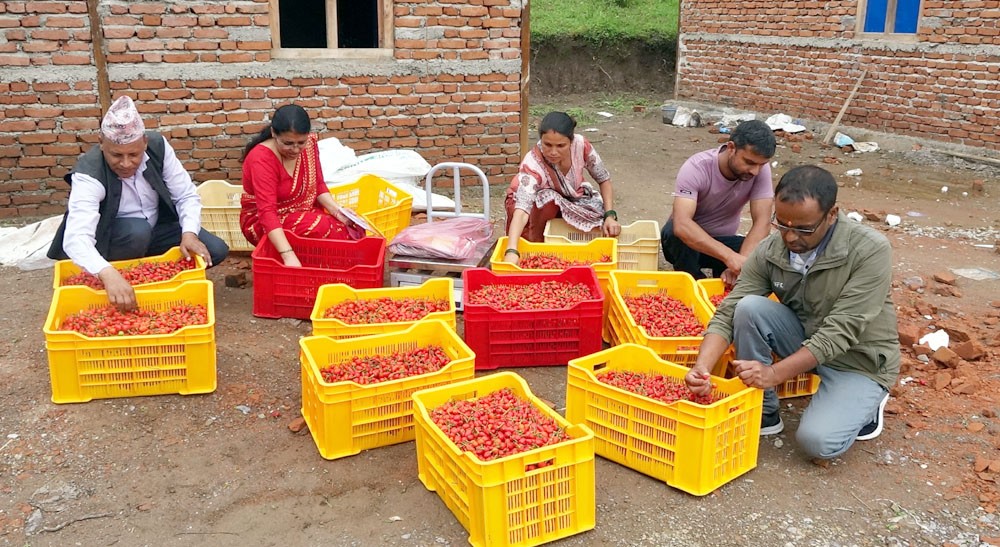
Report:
299,321,475,460
489,236,617,276
328,174,413,242
197,179,254,252
566,344,763,496
607,270,724,373
310,277,456,338
52,246,206,290
775,371,821,398
490,236,617,322
43,280,216,404
412,372,596,547
698,279,819,398
696,278,780,312
696,278,728,311
543,218,660,271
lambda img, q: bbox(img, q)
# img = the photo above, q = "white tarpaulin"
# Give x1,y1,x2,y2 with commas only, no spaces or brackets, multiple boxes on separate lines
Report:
0,215,61,271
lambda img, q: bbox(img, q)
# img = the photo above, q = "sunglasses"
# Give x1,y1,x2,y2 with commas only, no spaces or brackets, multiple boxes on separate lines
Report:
770,212,829,235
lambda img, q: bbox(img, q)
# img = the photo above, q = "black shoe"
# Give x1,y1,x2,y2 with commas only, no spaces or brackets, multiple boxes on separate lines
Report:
857,392,889,441
760,411,784,436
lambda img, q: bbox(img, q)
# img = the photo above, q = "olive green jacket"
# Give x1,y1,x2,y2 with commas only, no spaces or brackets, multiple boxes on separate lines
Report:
707,212,900,389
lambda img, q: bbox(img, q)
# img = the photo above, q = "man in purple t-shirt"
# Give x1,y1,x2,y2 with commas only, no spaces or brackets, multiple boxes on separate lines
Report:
661,119,776,284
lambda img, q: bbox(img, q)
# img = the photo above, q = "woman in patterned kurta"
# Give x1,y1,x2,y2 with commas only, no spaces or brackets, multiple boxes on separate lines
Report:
503,111,621,264
239,104,361,267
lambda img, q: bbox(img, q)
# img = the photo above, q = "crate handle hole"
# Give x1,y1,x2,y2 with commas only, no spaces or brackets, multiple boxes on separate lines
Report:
525,458,555,472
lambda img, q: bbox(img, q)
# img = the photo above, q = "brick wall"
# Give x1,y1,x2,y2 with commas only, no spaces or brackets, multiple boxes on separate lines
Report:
0,0,524,220
677,1,1000,151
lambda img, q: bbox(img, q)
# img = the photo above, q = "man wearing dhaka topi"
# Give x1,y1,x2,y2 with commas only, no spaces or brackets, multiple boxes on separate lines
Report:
48,95,229,310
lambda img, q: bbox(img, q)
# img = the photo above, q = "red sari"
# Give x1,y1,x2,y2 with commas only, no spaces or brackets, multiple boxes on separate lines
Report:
240,134,357,246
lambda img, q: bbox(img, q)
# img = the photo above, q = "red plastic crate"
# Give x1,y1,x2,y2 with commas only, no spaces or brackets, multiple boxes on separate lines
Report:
252,230,385,319
461,266,603,370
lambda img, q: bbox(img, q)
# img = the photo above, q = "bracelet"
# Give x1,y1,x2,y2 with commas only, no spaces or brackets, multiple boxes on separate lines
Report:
279,249,294,255
603,209,618,221
504,248,520,257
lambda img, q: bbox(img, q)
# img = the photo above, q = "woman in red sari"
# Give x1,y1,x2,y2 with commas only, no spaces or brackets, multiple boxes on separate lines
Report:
240,104,360,267
503,111,621,264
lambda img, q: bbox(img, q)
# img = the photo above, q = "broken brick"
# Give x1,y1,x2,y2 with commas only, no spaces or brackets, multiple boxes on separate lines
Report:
932,285,962,297
931,346,961,368
913,344,934,356
862,209,885,222
953,340,986,361
287,417,307,433
933,271,957,285
952,378,978,395
897,324,921,347
976,456,992,472
932,371,952,390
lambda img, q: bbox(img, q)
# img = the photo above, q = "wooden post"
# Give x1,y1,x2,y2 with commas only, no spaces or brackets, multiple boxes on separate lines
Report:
823,69,867,145
672,0,682,101
519,0,530,160
86,0,111,115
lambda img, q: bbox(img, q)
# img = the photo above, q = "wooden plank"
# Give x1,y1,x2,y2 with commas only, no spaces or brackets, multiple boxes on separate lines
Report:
937,149,1000,169
86,0,110,115
823,69,868,144
519,0,531,157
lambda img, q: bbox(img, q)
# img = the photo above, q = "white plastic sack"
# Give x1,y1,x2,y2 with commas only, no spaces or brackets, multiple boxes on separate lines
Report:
325,149,432,187
717,111,755,127
317,137,358,178
765,113,793,131
919,329,949,351
672,107,701,127
764,113,806,133
833,132,855,147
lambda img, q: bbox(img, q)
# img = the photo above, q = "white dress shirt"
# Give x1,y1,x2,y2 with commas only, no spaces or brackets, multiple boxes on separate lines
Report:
63,139,203,274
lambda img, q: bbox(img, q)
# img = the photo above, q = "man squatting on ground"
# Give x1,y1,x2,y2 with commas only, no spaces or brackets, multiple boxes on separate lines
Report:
685,165,900,460
661,119,776,285
48,96,229,311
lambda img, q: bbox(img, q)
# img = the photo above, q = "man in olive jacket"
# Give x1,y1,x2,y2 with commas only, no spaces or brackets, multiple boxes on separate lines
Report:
686,164,900,461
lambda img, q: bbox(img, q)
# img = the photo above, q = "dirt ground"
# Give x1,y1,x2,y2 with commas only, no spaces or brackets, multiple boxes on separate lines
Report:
2,99,1000,547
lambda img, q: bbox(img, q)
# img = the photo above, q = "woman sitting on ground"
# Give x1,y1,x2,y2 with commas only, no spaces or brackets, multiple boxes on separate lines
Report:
503,111,621,264
239,104,361,267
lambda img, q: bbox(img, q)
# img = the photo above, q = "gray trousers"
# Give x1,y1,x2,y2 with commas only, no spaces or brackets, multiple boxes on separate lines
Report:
732,295,888,459
108,217,229,266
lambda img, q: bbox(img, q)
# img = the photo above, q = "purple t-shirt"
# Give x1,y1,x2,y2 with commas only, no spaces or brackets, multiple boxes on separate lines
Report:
672,146,774,236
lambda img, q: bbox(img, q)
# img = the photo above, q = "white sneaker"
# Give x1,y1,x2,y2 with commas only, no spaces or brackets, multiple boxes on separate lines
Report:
856,392,889,441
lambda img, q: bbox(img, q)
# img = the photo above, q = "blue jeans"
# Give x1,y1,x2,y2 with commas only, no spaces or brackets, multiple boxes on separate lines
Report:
733,295,888,459
660,218,744,279
108,217,229,267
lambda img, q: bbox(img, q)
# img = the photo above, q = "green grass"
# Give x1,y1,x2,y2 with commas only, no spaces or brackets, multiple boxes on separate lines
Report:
529,93,656,126
531,0,679,45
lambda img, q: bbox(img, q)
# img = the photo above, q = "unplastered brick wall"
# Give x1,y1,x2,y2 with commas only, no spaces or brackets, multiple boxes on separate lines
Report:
677,0,1000,152
0,0,524,220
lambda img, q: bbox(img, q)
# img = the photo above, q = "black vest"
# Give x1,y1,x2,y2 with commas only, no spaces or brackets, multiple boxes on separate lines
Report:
48,131,178,260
